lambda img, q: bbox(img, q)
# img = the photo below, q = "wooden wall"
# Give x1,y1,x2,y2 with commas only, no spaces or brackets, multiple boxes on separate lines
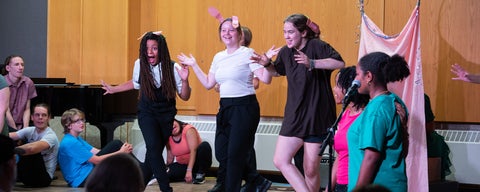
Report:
47,0,480,123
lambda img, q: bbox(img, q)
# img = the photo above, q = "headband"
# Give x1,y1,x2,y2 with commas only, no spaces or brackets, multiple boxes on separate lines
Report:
208,6,224,23
306,19,320,34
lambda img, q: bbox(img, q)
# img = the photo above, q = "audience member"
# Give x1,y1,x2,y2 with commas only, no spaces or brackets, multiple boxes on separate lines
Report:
0,75,9,136
252,13,344,192
101,31,191,192
2,55,37,131
165,119,212,184
0,134,16,192
85,153,145,192
9,103,58,187
451,63,480,84
58,108,135,188
329,66,369,192
178,16,274,192
347,52,410,192
424,94,452,180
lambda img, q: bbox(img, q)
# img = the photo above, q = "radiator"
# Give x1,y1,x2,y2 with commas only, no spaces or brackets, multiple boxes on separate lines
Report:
435,129,480,185
191,120,282,171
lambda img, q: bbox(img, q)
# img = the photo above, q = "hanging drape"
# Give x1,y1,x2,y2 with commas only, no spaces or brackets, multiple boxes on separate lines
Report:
358,2,428,192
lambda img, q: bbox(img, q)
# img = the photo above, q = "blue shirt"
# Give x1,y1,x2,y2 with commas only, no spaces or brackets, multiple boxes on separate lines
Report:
58,134,94,187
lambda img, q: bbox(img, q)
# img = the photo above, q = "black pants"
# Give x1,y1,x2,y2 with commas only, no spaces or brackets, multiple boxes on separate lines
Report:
215,95,260,191
17,153,52,187
167,141,212,182
79,140,126,187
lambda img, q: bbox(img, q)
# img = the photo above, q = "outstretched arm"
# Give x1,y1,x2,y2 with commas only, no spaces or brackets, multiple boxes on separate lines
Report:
251,45,281,76
101,80,134,95
451,63,480,84
294,49,345,70
177,53,217,89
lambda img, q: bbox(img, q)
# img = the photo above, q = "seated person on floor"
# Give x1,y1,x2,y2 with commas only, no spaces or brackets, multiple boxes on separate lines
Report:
58,108,136,188
164,119,212,184
424,94,452,180
9,103,58,187
86,153,145,192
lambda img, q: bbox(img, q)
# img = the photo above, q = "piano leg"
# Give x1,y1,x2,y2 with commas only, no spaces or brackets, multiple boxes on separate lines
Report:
96,121,128,148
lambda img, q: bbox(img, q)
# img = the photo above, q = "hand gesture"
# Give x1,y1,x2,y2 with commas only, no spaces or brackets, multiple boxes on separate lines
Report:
177,53,197,67
118,142,133,153
251,45,280,66
100,80,114,95
293,49,311,68
451,63,471,82
176,63,189,81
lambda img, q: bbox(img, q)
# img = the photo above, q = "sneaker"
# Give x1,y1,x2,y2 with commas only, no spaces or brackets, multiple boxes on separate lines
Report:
193,173,205,184
147,178,158,186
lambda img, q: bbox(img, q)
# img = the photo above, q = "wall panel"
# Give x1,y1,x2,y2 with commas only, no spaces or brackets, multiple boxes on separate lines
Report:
47,0,480,122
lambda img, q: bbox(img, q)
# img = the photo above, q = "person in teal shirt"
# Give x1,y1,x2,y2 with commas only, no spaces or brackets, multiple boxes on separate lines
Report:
347,52,410,192
0,75,9,136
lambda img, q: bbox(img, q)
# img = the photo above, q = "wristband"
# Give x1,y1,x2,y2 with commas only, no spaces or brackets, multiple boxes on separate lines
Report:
264,61,272,67
186,168,192,171
309,59,315,71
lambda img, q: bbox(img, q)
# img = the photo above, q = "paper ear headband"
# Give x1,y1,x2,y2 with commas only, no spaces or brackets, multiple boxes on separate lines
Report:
137,31,163,40
306,19,320,34
208,7,224,23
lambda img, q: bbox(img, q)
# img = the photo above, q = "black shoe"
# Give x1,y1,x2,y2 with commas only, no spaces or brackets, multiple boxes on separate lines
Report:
208,182,225,192
240,183,256,192
256,179,272,192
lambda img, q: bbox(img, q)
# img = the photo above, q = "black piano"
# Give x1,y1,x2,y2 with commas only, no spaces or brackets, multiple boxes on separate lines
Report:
31,78,138,147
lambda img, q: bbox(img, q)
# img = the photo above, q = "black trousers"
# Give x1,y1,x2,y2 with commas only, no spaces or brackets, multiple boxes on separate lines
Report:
17,153,52,187
167,141,213,182
215,95,260,191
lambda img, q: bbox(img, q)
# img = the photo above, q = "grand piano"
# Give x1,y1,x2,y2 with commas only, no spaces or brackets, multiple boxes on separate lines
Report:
31,78,138,147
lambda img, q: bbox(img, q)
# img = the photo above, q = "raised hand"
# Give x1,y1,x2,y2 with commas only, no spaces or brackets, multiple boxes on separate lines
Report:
451,63,471,82
177,53,197,67
175,64,189,81
293,49,311,68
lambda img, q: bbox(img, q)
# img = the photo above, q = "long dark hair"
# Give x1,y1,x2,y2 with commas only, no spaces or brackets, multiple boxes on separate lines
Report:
139,32,177,101
337,66,369,109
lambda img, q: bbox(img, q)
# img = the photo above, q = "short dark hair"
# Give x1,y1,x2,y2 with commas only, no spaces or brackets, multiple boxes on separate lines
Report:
86,154,145,192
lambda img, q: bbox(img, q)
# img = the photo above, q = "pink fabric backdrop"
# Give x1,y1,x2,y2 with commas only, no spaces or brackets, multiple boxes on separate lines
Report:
358,5,428,192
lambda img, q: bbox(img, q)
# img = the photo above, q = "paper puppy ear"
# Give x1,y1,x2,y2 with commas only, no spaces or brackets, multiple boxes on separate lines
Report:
208,6,224,23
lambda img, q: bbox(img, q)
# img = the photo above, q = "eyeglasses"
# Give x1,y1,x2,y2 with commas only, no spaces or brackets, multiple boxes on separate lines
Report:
71,118,85,124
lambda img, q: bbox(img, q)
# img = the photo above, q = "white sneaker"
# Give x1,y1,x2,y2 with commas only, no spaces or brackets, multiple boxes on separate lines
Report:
147,178,158,186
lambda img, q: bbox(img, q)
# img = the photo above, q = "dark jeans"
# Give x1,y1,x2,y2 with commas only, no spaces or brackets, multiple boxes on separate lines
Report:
17,153,52,187
216,95,260,191
168,141,212,181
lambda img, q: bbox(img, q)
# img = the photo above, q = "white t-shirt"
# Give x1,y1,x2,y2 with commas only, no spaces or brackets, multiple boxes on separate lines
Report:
16,126,59,178
209,46,263,98
132,59,183,94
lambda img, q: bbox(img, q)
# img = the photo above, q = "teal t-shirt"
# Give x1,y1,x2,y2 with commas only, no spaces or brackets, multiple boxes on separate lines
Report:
0,76,8,136
347,93,408,192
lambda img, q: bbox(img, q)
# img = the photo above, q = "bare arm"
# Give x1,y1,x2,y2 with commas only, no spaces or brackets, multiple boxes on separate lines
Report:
176,64,191,101
451,63,480,84
184,128,200,183
253,68,272,84
5,108,16,129
355,149,381,188
294,50,345,70
12,139,50,155
177,53,217,89
22,99,31,128
101,80,134,95
88,142,132,165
